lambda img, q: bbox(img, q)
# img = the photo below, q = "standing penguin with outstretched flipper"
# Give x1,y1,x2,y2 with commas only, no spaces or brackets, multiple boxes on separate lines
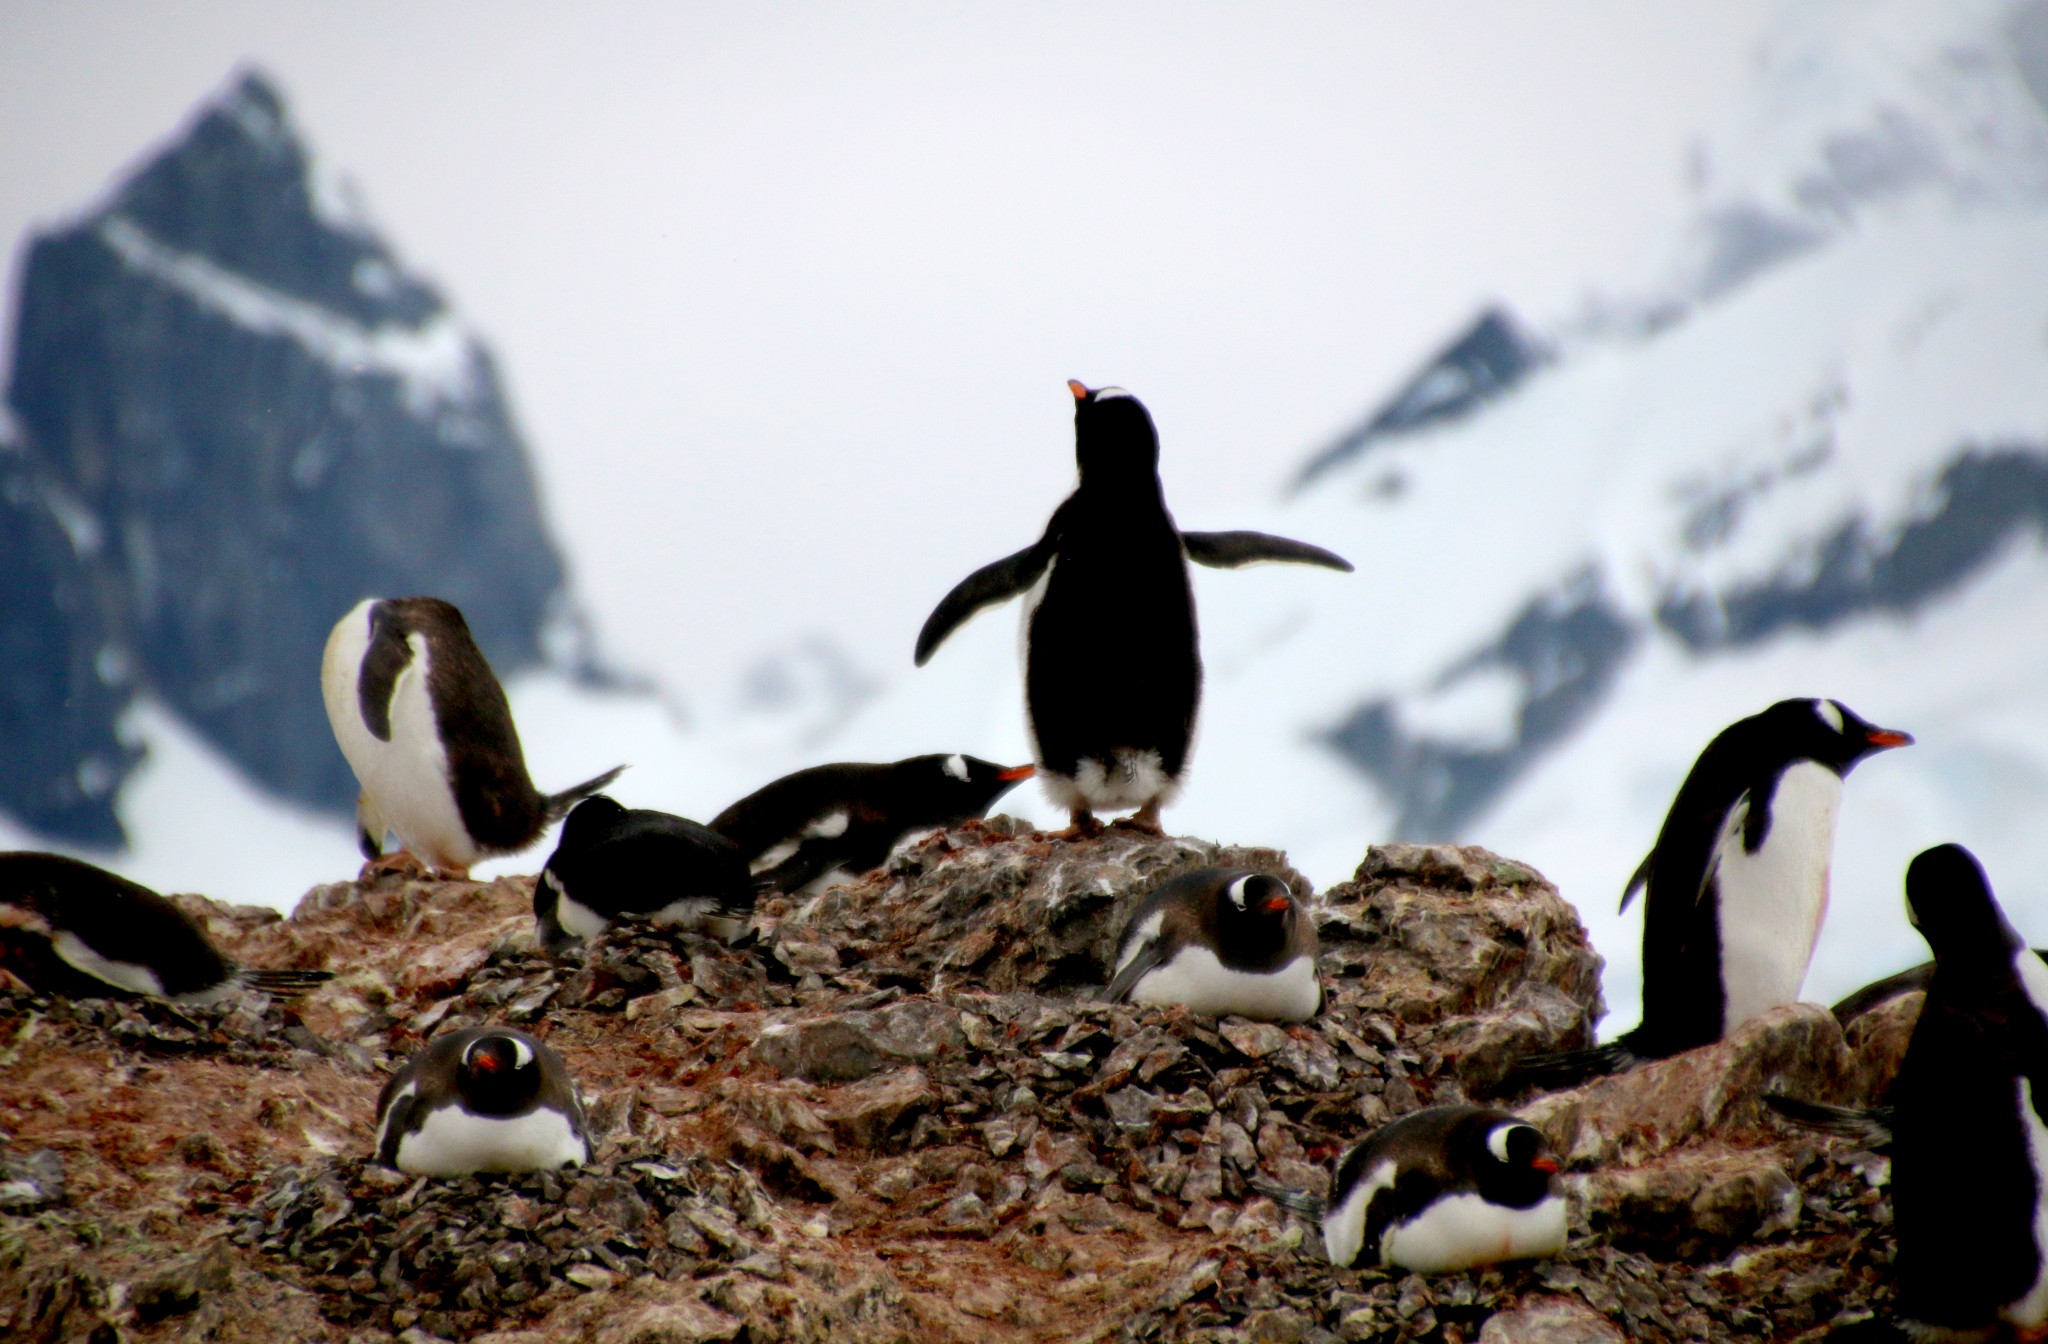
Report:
914,382,1351,837
1516,697,1910,1089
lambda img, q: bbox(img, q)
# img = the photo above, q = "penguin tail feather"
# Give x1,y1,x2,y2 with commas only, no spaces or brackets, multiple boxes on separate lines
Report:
1507,1040,1640,1093
541,765,629,826
1248,1174,1326,1222
1761,1093,1895,1151
239,968,335,996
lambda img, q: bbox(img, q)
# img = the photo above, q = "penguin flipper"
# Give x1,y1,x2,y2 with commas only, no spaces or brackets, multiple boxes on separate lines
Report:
238,967,334,996
1618,852,1652,912
1248,1173,1328,1221
1102,938,1167,1004
540,765,629,828
914,542,1053,666
1507,1039,1640,1093
1181,530,1354,572
1762,1093,1895,1152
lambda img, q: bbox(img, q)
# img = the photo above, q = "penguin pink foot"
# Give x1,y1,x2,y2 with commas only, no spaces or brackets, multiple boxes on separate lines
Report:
1048,809,1103,842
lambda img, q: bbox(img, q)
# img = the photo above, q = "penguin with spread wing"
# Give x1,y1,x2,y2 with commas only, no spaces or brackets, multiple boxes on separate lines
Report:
914,382,1351,836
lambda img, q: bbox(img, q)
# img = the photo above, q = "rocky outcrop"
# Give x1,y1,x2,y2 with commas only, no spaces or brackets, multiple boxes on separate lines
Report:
0,70,571,841
0,831,1908,1341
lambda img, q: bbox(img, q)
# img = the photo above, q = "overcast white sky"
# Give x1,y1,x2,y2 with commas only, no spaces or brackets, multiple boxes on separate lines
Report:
0,2,1777,708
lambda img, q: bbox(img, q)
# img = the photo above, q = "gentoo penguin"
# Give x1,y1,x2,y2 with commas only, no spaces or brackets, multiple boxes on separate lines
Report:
321,597,624,879
708,753,1035,893
536,795,756,952
1322,1105,1567,1273
913,382,1351,836
1870,844,2048,1338
1519,697,1910,1087
0,851,330,1002
1103,867,1320,1022
374,1025,589,1177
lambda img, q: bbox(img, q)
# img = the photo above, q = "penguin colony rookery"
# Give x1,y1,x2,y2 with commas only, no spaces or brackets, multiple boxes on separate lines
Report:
0,381,2015,1327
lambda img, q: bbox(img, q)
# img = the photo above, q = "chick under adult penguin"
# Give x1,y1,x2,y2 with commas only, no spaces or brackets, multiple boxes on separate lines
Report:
709,753,1035,893
374,1025,590,1176
1103,867,1320,1021
914,382,1351,835
1857,844,2048,1340
322,597,624,879
1322,1105,1567,1273
536,795,755,952
1518,697,1910,1088
0,852,330,1002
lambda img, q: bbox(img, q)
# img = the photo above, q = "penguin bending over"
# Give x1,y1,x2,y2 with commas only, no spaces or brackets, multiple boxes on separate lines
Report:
322,597,623,880
914,382,1350,836
0,852,330,1002
709,753,1035,893
1517,697,1909,1089
537,795,756,953
1322,1105,1567,1273
375,1025,590,1176
1103,867,1320,1021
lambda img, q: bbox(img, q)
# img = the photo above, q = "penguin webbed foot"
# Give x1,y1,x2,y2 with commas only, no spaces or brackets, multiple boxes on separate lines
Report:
358,850,433,884
1111,800,1165,836
1047,809,1104,842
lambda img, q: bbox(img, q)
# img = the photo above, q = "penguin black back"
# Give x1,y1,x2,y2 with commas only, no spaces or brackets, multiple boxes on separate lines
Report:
709,753,1034,891
537,795,755,951
0,851,329,1001
1885,844,2048,1336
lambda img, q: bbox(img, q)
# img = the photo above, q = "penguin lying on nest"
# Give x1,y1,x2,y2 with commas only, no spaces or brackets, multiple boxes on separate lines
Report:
375,1025,590,1176
1515,697,1910,1090
1260,1105,1567,1273
709,752,1034,893
536,795,756,952
1102,867,1320,1022
915,382,1351,838
322,596,623,880
0,852,330,1002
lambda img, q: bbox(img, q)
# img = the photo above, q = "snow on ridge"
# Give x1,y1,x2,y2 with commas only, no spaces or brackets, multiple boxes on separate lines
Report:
95,214,482,425
1671,0,2048,301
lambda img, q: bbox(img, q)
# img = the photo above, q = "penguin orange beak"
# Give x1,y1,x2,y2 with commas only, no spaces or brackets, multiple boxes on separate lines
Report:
470,1053,501,1074
999,764,1036,781
1262,895,1292,914
1530,1156,1561,1173
1866,728,1913,749
1068,379,1090,401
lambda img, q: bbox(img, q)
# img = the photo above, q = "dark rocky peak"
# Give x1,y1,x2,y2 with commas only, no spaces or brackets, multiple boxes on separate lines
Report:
1291,306,1543,494
108,70,442,329
0,70,571,844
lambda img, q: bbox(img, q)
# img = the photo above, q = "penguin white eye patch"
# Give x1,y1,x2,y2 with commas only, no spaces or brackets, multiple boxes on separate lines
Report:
943,754,969,781
1091,386,1134,402
1815,700,1845,733
1487,1123,1538,1163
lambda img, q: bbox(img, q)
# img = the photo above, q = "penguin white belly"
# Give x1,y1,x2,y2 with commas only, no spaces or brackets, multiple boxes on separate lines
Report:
546,873,610,943
1070,751,1175,812
1714,762,1842,1031
394,1105,586,1177
1381,1191,1568,1273
52,931,165,997
1017,557,1056,767
1323,1157,1396,1266
1126,947,1320,1022
325,613,474,871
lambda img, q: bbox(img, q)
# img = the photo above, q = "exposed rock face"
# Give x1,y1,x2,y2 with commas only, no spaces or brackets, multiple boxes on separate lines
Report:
0,70,569,841
0,832,1906,1341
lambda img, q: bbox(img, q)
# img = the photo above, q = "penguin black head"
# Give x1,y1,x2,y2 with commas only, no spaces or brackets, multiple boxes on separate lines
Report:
1213,871,1302,958
557,793,629,846
1474,1118,1563,1201
1904,842,2017,960
1769,697,1914,775
921,753,1036,810
457,1031,546,1116
1069,380,1160,484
